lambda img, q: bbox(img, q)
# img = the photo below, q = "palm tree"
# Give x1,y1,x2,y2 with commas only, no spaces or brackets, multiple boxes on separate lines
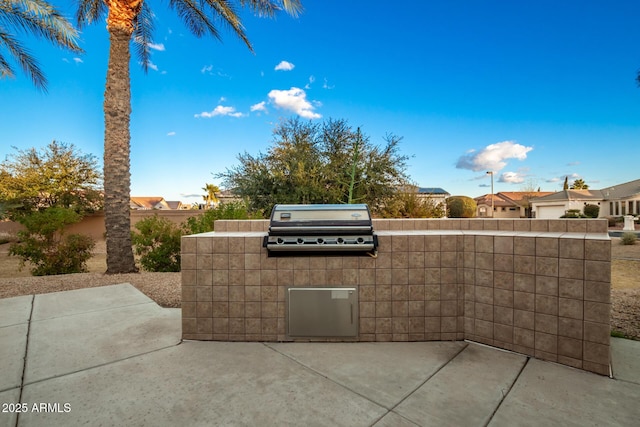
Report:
202,183,220,209
570,178,589,190
0,0,81,91
75,0,302,274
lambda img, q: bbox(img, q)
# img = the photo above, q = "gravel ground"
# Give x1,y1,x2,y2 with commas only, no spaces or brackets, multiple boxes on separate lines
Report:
0,237,638,340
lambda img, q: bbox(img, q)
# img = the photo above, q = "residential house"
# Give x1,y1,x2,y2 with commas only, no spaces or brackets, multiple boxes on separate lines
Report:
475,191,554,218
531,178,640,218
130,196,172,210
416,187,450,205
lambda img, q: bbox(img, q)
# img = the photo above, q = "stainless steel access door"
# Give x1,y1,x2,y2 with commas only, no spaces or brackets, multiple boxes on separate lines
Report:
287,287,358,338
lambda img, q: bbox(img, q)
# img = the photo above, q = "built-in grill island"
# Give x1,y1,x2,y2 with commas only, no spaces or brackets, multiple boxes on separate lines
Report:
263,204,377,255
181,214,613,376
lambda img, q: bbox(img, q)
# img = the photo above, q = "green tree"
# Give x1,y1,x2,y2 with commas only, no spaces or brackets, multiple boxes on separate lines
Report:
570,178,589,189
9,207,95,276
0,0,81,90
75,0,302,274
131,215,182,272
381,185,445,218
0,141,102,218
446,196,477,218
202,183,220,209
218,117,411,216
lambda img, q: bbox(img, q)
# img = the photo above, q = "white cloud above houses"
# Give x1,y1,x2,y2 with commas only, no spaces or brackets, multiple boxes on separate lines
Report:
498,171,526,184
268,87,321,119
194,105,244,118
456,140,533,172
275,60,295,71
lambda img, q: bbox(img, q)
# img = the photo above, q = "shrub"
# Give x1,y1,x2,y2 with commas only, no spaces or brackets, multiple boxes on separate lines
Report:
583,204,599,218
620,232,637,245
560,209,585,218
183,201,258,234
446,196,477,218
9,207,95,276
132,215,182,272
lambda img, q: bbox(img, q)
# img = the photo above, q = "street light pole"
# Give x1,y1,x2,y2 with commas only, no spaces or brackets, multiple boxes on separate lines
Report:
486,171,494,218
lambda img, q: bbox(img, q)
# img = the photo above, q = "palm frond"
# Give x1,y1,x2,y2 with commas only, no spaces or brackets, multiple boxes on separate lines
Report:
0,27,46,90
238,0,303,18
1,0,81,52
201,0,252,51
133,1,154,73
168,0,221,39
75,0,106,28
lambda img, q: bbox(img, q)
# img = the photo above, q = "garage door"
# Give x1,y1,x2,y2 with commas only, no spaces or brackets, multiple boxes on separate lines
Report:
536,205,567,219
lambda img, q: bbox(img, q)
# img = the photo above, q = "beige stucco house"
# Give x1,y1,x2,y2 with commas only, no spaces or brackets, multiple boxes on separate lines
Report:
531,179,640,219
474,191,554,218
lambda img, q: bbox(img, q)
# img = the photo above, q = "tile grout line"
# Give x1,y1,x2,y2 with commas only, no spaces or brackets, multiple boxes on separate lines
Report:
483,356,530,427
16,294,35,427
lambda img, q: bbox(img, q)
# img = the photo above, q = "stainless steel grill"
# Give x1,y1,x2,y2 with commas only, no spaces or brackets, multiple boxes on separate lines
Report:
263,204,377,254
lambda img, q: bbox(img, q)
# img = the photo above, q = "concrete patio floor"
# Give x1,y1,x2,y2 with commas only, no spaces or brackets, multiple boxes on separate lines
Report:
1,283,639,427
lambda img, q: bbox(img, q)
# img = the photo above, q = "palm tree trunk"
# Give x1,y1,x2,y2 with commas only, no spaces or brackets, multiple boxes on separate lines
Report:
103,26,137,274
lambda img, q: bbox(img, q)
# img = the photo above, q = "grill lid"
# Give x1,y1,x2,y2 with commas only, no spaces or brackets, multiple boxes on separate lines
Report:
264,204,377,254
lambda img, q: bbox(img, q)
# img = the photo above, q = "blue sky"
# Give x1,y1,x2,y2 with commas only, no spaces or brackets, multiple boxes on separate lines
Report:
2,1,640,204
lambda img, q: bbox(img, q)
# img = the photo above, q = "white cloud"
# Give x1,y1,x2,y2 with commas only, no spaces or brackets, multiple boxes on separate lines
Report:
251,101,268,113
456,140,532,172
148,42,165,51
268,87,321,119
201,65,213,74
322,78,334,89
148,61,159,71
304,75,315,89
194,105,244,118
498,171,526,184
73,57,83,64
167,131,176,136
275,60,295,71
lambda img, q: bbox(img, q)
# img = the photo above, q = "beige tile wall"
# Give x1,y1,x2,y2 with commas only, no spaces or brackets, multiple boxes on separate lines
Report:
182,219,610,375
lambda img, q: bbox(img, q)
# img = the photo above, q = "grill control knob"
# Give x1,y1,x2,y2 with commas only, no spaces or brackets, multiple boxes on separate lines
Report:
276,238,284,245
337,238,344,244
317,238,325,244
297,238,304,244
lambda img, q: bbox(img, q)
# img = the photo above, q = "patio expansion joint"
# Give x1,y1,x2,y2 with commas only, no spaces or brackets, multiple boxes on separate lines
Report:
263,342,471,425
482,355,530,427
369,342,470,425
30,300,158,322
20,340,183,389
16,294,35,427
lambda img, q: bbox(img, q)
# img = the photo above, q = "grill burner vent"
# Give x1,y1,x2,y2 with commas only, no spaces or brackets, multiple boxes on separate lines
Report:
263,204,377,254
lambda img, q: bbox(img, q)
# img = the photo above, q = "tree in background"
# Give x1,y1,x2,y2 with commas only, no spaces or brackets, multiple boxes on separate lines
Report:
382,185,445,218
0,141,101,275
0,141,102,218
570,178,589,189
0,0,81,90
446,196,477,218
218,117,411,216
202,183,220,209
75,0,302,274
519,178,541,218
563,176,569,190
